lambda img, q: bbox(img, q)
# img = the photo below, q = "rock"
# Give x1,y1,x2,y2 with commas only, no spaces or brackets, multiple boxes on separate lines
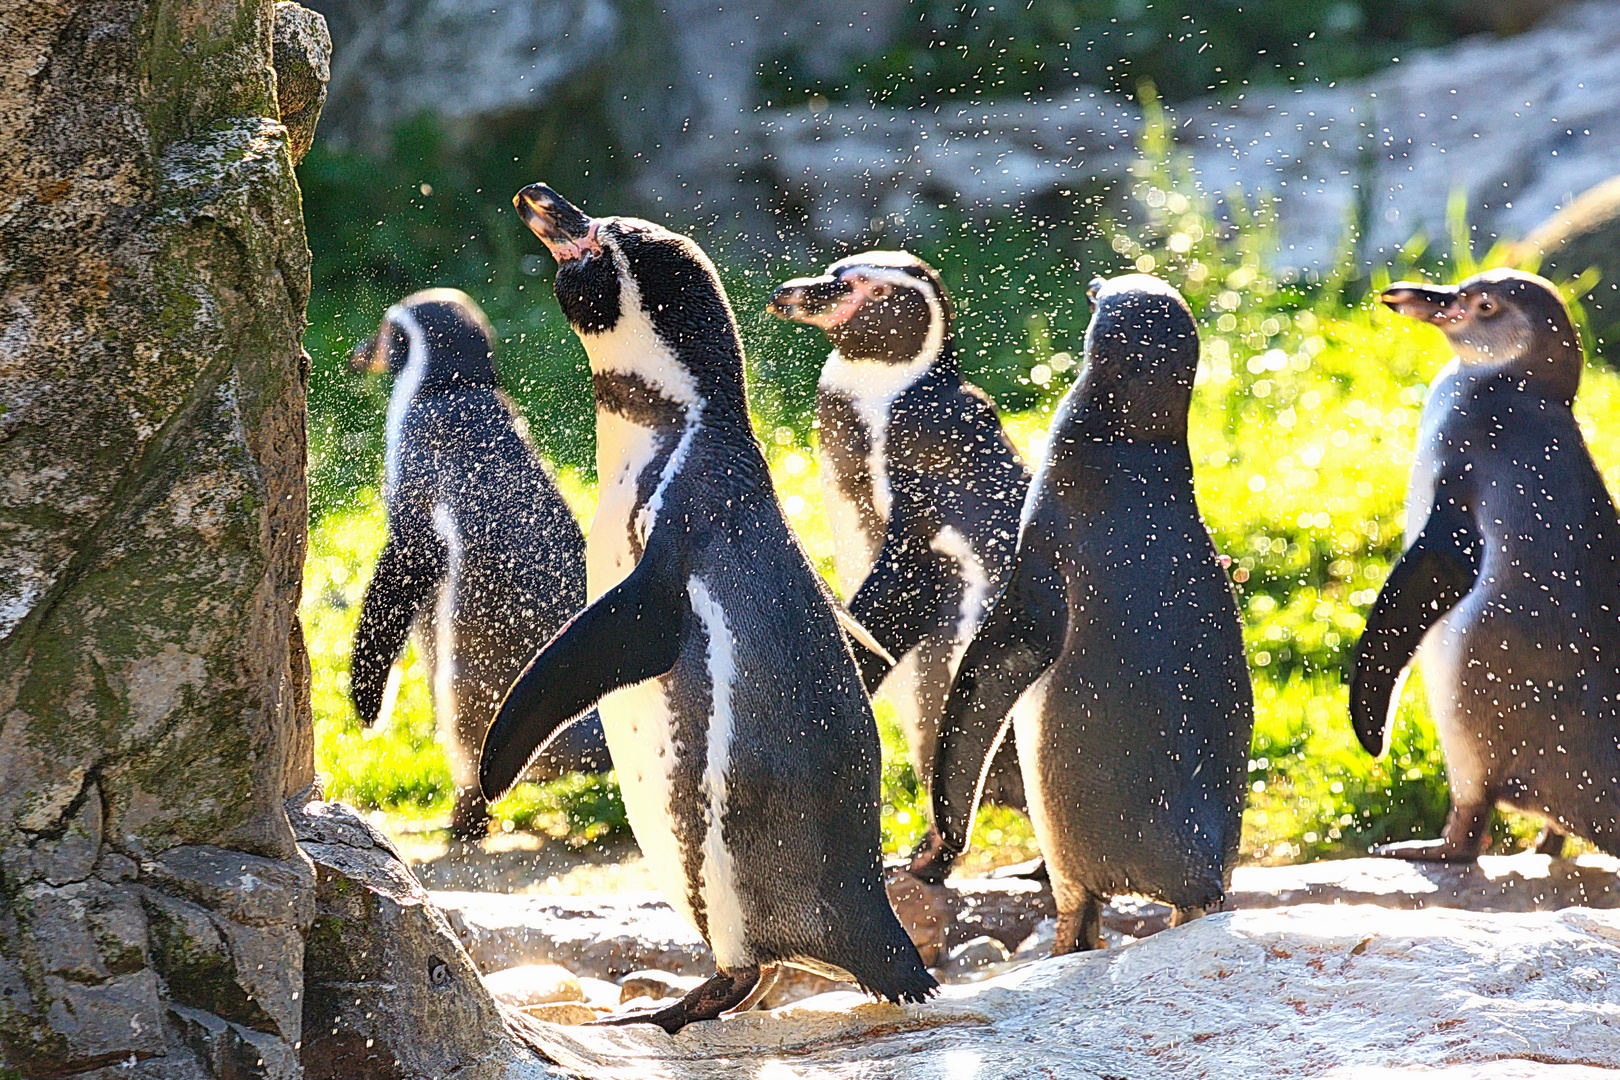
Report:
884,867,953,965
433,889,713,979
1514,173,1620,361
1230,852,1620,912
578,975,624,1010
938,936,1011,982
494,906,1620,1078
293,801,559,1079
0,3,328,1075
519,1002,596,1027
273,2,332,165
618,969,704,1004
1011,918,1056,961
484,964,586,1008
436,854,1620,1000
309,1,1620,276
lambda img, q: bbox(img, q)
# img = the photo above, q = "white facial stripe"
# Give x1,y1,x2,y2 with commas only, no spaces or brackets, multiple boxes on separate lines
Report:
574,240,702,407
687,575,747,967
383,304,428,498
839,265,946,369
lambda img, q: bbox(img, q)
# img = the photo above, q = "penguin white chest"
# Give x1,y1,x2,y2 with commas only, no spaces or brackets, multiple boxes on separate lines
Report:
587,411,662,599
817,351,931,595
594,575,749,968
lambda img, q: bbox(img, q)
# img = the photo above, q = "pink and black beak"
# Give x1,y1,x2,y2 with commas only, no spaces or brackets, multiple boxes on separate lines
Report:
514,183,601,263
1380,281,1465,325
347,326,388,374
767,273,857,328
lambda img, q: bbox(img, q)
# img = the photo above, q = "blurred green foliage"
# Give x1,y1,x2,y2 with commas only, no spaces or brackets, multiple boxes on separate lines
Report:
760,0,1461,108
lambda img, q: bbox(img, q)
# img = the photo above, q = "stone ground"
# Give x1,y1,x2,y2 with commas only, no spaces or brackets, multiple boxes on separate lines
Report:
356,818,1620,1078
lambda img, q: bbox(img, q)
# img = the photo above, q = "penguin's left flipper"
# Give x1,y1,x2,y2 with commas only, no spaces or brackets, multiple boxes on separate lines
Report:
1349,500,1480,757
847,482,951,690
805,571,897,671
479,553,687,801
927,541,1067,865
351,529,449,726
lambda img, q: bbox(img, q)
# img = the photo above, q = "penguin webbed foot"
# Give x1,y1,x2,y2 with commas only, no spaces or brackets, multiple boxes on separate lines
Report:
1370,838,1481,862
1373,804,1491,862
591,967,765,1035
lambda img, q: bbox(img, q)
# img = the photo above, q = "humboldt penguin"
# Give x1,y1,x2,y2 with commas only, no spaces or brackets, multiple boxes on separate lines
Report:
768,252,1030,808
1353,268,1620,859
480,185,936,1032
348,288,606,840
909,274,1254,953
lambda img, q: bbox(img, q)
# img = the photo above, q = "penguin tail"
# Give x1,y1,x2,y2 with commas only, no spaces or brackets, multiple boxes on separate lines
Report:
842,924,939,1005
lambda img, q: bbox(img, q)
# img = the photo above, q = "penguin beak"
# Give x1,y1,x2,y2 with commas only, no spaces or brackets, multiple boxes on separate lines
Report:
347,331,387,375
1380,282,1466,325
767,274,857,328
514,183,602,263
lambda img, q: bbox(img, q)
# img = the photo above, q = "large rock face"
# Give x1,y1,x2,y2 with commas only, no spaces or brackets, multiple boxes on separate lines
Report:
0,3,327,1075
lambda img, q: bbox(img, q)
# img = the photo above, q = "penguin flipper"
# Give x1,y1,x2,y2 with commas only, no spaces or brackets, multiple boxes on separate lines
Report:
930,542,1067,856
479,556,687,801
351,531,448,726
1350,502,1479,757
847,484,951,690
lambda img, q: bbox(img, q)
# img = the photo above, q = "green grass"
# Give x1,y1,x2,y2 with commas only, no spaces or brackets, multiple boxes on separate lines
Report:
302,128,1620,866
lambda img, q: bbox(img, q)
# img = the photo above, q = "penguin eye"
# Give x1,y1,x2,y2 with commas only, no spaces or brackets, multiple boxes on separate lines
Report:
1476,297,1498,317
868,282,893,300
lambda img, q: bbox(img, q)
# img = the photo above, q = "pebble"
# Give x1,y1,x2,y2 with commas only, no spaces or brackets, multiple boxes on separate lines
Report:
940,935,1012,981
483,963,584,1007
520,1001,596,1026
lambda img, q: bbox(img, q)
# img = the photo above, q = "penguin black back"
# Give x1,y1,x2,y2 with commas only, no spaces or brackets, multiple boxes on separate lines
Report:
348,288,601,840
914,274,1253,953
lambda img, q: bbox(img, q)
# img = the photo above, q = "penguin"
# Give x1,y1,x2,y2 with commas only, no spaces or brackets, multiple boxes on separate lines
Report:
1351,268,1620,860
480,185,936,1033
907,275,1254,954
348,288,607,841
767,251,1030,809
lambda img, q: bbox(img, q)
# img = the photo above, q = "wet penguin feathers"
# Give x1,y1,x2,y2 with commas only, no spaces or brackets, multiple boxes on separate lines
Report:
349,286,599,839
486,185,935,1028
1351,268,1620,859
920,274,1252,951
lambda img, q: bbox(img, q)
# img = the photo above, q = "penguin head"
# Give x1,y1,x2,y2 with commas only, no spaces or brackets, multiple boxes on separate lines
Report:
515,183,746,414
350,288,499,393
1067,274,1198,441
1381,269,1582,400
768,250,953,367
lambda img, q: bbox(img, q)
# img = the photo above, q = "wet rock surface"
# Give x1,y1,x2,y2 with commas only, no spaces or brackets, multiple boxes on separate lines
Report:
293,801,562,1079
